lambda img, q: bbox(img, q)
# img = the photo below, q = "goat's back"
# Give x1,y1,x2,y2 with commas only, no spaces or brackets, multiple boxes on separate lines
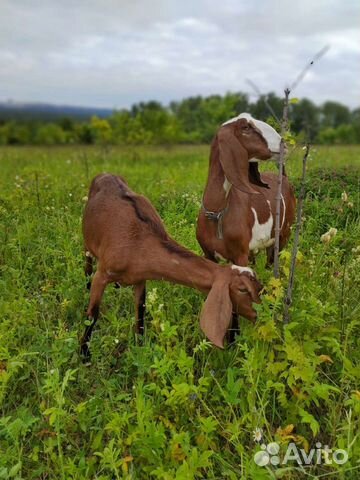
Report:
83,174,167,261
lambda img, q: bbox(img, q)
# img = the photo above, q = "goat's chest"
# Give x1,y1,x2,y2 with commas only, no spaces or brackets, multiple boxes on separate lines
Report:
249,201,274,253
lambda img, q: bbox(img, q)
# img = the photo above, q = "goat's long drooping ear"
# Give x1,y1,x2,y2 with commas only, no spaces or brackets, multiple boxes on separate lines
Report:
217,124,259,195
248,162,269,189
200,277,233,348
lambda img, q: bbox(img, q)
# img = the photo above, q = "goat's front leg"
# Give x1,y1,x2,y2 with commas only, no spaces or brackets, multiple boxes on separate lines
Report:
227,312,239,345
81,270,107,359
134,281,146,335
227,252,250,344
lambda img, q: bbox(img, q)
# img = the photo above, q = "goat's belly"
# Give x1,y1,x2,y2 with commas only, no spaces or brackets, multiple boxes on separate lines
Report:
249,207,274,253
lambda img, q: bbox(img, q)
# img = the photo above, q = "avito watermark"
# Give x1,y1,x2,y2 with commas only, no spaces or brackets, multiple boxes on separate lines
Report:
254,440,348,467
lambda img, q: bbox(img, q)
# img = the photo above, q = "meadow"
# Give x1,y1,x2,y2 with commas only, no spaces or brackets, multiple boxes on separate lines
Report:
0,144,359,479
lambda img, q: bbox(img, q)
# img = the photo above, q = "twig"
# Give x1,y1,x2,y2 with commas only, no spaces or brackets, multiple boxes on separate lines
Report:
339,251,348,341
246,79,280,123
290,45,330,91
246,47,328,277
246,45,329,124
273,88,290,278
35,171,41,209
283,144,310,323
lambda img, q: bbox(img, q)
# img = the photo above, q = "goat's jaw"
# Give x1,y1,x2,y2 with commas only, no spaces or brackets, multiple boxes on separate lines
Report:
270,146,288,162
270,151,280,161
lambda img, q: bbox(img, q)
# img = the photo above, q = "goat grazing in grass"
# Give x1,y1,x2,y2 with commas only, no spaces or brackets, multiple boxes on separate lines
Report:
81,173,262,357
196,113,296,267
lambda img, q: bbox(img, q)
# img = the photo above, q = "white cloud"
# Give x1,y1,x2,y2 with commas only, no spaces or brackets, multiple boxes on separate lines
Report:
0,0,359,108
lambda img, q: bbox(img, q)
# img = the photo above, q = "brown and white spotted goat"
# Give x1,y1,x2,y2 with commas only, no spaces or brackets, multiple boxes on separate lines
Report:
81,173,262,357
196,113,296,267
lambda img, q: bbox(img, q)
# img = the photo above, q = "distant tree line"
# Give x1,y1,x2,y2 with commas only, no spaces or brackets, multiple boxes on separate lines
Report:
0,92,359,146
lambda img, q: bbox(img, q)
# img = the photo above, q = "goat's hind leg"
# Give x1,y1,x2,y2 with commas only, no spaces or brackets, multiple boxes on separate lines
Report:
266,246,274,267
134,281,146,336
81,270,107,359
266,236,286,267
85,251,93,290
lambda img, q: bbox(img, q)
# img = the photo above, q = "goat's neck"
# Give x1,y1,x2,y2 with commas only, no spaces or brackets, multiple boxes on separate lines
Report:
202,154,230,212
145,241,223,293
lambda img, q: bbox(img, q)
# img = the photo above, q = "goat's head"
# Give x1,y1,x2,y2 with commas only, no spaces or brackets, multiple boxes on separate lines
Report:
200,266,262,348
229,267,262,321
234,117,273,160
214,113,283,193
216,118,272,193
223,112,282,159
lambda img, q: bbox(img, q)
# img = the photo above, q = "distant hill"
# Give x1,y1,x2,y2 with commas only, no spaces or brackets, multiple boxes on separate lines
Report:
0,101,114,122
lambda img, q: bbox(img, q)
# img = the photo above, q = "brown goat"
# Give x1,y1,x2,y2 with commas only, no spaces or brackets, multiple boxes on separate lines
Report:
81,173,262,357
196,115,296,267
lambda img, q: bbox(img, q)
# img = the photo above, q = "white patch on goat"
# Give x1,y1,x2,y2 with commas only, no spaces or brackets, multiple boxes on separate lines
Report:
223,177,232,197
214,251,226,262
249,203,274,253
231,265,255,276
281,194,286,229
222,112,281,157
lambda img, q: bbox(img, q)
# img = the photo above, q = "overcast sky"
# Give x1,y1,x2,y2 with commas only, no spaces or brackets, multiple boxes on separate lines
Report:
1,0,359,109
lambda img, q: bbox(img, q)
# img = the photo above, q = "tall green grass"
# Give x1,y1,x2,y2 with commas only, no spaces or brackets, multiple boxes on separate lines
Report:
0,145,359,479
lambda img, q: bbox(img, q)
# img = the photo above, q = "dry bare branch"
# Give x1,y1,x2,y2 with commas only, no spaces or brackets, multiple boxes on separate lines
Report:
273,88,290,278
283,144,310,323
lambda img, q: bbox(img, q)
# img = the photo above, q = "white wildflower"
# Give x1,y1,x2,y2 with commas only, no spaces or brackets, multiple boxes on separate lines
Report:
147,288,158,306
341,191,348,202
253,427,263,443
321,228,337,244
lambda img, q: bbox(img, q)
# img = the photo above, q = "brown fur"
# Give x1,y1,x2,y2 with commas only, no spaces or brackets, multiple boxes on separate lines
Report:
81,173,262,356
196,118,296,266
